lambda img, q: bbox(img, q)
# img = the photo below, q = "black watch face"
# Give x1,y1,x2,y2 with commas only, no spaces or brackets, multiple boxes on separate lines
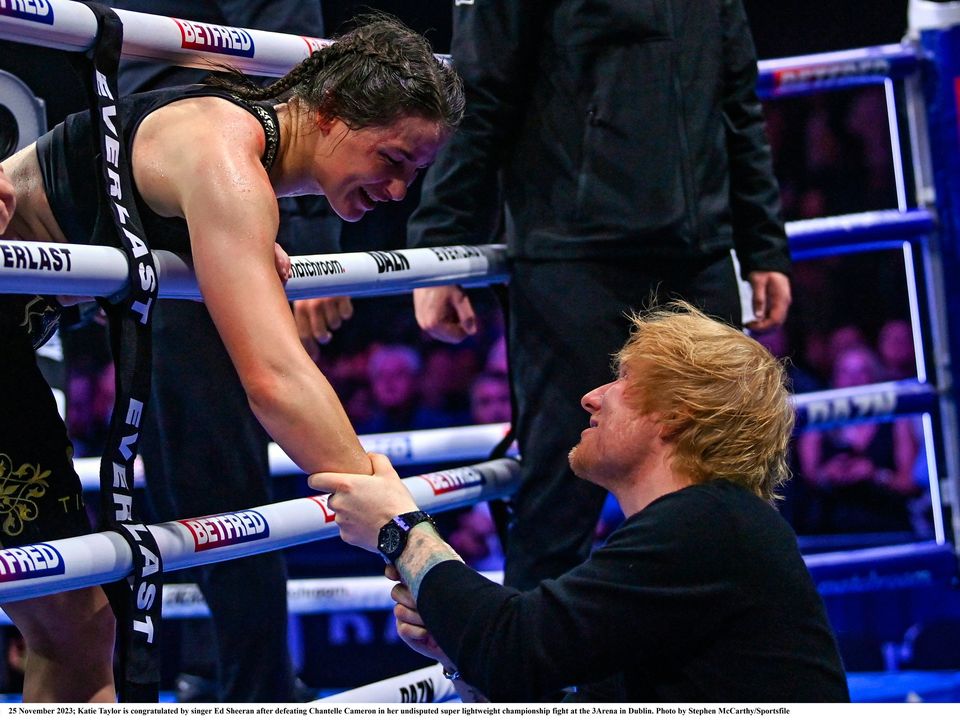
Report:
379,524,403,557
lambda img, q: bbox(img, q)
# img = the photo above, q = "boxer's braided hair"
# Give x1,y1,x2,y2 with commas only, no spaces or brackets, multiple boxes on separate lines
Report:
208,14,464,131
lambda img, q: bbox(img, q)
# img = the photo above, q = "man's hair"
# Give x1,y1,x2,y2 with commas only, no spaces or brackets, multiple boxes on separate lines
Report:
209,14,465,132
616,301,794,501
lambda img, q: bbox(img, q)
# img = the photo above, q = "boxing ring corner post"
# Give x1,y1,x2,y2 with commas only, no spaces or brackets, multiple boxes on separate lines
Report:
906,0,960,554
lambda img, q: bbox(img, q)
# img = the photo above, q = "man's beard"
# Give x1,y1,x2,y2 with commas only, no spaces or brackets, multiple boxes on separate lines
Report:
568,442,590,481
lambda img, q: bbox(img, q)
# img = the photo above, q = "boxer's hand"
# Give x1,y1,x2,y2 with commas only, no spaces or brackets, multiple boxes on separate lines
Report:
273,243,292,283
745,271,791,332
0,166,15,235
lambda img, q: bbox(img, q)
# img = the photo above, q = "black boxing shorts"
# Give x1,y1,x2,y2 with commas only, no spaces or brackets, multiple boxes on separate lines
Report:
0,305,91,549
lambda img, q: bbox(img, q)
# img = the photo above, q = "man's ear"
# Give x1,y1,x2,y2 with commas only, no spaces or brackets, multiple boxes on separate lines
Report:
658,419,681,445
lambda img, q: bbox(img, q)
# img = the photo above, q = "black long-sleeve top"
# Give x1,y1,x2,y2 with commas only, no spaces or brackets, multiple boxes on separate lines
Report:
408,0,789,276
418,480,849,702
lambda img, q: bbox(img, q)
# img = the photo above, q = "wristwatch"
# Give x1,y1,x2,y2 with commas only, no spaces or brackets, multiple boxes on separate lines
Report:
377,510,436,564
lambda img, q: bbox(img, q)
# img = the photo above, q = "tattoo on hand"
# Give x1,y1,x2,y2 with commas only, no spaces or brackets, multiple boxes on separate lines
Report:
397,525,462,599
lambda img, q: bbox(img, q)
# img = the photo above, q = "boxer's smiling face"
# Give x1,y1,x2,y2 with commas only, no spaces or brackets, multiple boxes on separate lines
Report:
310,115,447,222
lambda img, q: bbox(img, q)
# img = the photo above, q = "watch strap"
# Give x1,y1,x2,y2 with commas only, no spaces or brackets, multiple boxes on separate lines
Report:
394,510,436,533
378,510,436,564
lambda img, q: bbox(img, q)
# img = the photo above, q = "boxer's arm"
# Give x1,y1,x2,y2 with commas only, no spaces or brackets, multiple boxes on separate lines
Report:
139,108,370,476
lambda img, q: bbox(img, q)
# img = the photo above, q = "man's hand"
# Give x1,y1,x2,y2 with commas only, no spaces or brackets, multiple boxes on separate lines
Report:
745,271,791,333
386,565,454,666
294,296,354,362
310,452,419,552
413,285,477,343
0,165,15,235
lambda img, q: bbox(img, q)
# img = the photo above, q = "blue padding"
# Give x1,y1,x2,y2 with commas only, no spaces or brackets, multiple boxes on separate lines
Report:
848,671,960,702
806,542,959,597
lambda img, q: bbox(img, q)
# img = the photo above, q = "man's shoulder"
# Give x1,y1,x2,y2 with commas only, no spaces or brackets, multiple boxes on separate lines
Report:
619,480,796,552
644,479,773,515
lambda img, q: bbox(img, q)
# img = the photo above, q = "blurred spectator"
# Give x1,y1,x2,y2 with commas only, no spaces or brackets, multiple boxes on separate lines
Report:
844,89,897,211
830,324,870,360
446,503,502,572
469,372,511,426
417,346,477,428
877,318,917,380
485,335,508,375
446,372,511,570
796,346,920,535
66,362,115,457
753,324,822,394
360,344,464,433
360,344,423,433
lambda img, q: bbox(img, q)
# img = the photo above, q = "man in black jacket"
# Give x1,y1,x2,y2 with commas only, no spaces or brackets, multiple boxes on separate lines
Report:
408,0,792,590
316,303,847,702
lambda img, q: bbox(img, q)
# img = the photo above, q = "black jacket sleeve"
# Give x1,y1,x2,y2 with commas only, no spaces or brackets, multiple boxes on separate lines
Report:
720,0,791,277
407,1,547,248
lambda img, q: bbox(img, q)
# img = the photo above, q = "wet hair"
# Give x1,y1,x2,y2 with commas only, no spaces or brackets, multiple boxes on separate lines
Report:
208,14,464,132
616,301,795,502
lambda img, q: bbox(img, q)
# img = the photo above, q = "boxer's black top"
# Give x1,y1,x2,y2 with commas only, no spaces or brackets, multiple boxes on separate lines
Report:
35,84,279,254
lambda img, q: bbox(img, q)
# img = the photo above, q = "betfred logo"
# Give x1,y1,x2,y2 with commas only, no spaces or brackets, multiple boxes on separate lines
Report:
0,0,54,24
174,18,255,57
364,435,413,461
0,543,65,582
422,467,483,495
180,510,269,551
310,495,336,523
302,36,327,54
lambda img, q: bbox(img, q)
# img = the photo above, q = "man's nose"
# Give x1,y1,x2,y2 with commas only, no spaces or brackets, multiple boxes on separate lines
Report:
581,381,612,412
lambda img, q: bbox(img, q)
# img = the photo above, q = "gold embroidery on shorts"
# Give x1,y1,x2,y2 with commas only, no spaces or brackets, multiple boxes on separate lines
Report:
0,453,50,537
19,296,56,333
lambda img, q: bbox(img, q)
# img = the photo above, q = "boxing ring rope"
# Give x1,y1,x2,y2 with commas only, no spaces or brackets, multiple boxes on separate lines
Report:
785,209,934,259
0,241,509,300
68,423,514,492
2,536,952,623
317,664,457,704
0,212,933,296
56,382,937,489
0,457,520,604
0,571,504,623
0,0,335,77
757,44,921,98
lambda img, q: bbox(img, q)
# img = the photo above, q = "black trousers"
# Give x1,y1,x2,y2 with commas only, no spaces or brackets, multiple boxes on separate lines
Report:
140,300,295,702
504,253,743,590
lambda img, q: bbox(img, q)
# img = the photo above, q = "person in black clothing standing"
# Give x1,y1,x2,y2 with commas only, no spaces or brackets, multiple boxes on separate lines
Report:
407,0,793,591
316,303,849,702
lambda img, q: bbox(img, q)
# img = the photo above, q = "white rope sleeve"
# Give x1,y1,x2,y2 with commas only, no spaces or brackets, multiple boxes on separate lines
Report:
0,241,509,300
0,458,520,604
316,664,458,704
